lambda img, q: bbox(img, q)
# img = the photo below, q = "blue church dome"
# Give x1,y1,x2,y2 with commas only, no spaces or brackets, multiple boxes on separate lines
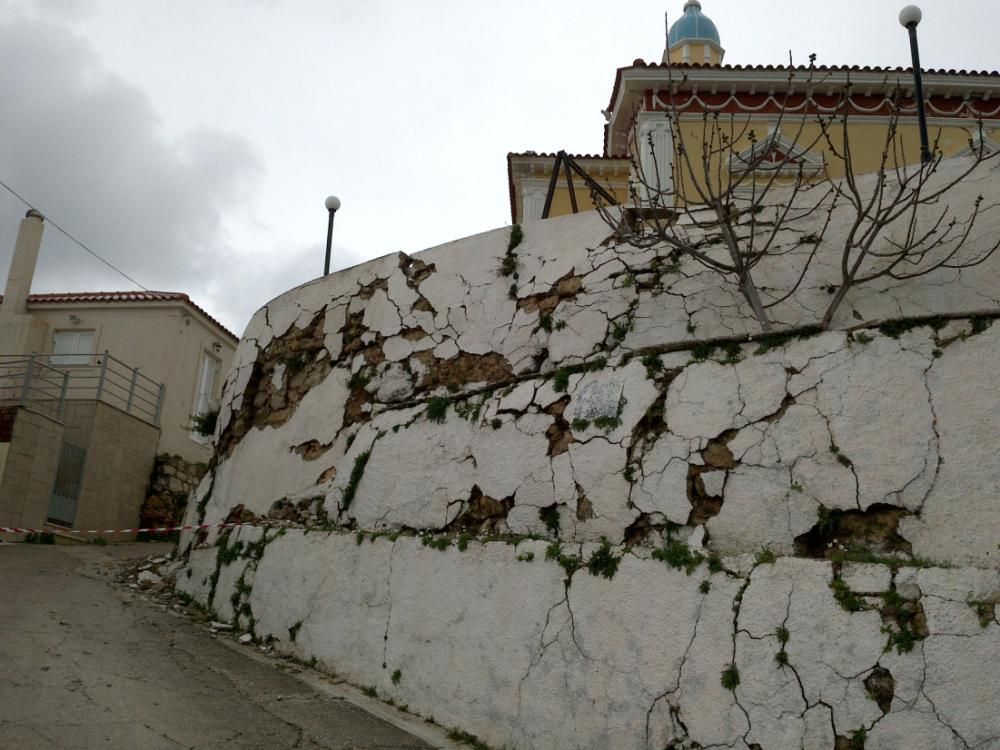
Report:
668,0,721,46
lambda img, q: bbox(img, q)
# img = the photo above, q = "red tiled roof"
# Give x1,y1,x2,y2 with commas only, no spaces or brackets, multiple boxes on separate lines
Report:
19,291,239,342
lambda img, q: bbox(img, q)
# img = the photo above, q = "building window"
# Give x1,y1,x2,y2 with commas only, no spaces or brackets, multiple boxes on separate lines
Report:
50,330,95,365
191,352,221,444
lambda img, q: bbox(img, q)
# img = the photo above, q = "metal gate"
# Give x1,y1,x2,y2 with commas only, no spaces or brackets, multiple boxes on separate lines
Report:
48,442,86,526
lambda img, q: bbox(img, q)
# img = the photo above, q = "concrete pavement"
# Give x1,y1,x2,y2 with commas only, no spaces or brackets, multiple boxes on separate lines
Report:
0,542,439,749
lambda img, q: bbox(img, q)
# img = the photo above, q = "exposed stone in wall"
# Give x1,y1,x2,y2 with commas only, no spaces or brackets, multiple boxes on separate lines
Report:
188,318,1000,570
139,453,208,529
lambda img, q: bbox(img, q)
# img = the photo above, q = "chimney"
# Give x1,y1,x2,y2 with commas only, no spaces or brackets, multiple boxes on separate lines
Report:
2,209,44,314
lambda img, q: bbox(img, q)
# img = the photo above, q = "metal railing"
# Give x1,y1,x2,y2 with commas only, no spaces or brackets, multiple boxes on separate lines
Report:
0,353,165,425
0,356,68,421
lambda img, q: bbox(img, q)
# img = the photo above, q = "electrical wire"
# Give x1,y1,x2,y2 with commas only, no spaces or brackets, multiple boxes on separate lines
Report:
0,176,149,291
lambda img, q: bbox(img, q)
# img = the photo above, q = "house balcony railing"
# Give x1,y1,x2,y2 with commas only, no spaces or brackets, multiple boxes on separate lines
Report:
0,352,165,425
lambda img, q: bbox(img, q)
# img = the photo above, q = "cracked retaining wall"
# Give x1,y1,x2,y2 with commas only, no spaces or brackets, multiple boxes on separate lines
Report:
180,161,1000,749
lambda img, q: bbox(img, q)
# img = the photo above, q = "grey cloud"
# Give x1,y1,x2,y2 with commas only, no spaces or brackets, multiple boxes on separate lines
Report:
0,15,266,331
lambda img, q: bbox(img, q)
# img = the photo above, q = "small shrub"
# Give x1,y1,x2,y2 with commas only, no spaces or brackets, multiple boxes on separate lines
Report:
347,371,371,390
720,341,743,365
971,601,993,628
586,538,621,580
571,418,591,432
720,665,740,691
611,321,631,342
555,320,567,331
356,531,366,545
853,332,874,344
457,533,472,552
552,358,608,393
425,397,450,424
831,578,864,613
774,650,789,667
970,316,992,335
507,224,523,252
556,553,582,577
421,535,451,551
755,548,777,565
539,505,561,536
699,580,711,594
341,451,371,510
707,554,723,574
691,343,716,361
752,326,822,355
516,551,535,563
89,537,109,546
878,316,946,339
816,506,838,535
288,621,302,642
361,685,378,699
552,369,571,393
191,409,218,437
775,626,790,644
593,415,623,433
538,314,553,333
653,539,705,576
641,354,662,378
391,669,402,685
490,418,503,430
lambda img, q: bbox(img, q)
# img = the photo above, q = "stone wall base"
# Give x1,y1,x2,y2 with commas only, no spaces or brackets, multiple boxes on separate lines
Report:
178,528,1000,750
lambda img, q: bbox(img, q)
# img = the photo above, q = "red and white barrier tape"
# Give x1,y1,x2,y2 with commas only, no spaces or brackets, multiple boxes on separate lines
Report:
0,522,257,535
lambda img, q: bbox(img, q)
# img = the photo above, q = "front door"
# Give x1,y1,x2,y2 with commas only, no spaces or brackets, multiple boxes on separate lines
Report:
48,441,87,526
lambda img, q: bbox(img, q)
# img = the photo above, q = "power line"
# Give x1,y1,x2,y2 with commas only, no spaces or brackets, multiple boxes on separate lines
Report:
0,176,149,292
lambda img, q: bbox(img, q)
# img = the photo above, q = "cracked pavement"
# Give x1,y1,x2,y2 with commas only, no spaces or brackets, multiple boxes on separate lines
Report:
0,543,432,750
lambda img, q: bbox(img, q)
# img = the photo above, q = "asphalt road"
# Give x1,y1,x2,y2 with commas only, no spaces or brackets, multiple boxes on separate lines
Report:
0,542,436,749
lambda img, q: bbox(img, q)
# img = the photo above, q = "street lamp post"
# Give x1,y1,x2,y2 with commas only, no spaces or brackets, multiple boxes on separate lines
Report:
324,195,341,276
899,5,932,164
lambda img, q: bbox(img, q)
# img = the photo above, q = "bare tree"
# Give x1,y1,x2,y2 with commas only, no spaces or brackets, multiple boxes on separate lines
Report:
816,91,1000,328
593,59,1000,333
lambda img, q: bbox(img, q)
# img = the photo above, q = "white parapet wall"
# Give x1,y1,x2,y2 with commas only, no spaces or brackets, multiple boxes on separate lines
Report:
179,160,1000,748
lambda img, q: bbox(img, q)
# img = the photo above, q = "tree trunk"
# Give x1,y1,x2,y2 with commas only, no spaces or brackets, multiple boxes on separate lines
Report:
821,283,852,330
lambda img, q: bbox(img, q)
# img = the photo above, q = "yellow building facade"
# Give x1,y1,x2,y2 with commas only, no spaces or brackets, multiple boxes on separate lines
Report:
508,0,1000,223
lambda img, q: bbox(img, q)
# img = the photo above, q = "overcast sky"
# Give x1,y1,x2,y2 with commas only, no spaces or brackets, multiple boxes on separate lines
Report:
0,0,995,335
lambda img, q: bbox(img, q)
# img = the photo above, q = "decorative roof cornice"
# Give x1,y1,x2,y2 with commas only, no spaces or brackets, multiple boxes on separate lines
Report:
605,62,1000,155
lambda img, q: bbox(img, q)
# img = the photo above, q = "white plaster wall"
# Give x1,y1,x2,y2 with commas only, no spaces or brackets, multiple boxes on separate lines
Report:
178,532,1000,750
178,157,1000,748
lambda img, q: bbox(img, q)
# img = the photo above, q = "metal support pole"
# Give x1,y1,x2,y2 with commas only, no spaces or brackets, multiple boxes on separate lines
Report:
20,354,35,406
58,371,68,420
906,26,932,163
324,210,335,276
154,383,165,425
541,152,564,220
96,351,109,401
126,367,139,413
323,195,341,276
564,156,579,214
